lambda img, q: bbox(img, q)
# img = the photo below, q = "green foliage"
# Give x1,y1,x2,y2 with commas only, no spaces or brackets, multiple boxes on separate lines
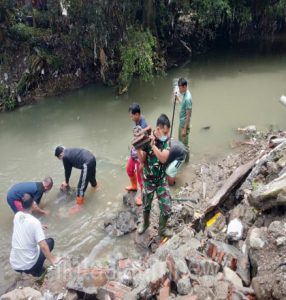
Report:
119,28,165,90
46,54,64,71
192,0,231,27
0,83,16,111
9,23,51,42
0,0,16,23
16,73,30,96
33,9,50,28
9,23,36,41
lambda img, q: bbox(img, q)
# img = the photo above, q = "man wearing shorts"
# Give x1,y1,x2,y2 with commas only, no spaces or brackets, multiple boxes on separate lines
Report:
166,140,187,186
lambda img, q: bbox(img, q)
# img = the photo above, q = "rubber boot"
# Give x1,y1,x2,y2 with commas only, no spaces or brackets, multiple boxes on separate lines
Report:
69,197,84,215
125,175,138,191
158,215,173,237
137,211,150,234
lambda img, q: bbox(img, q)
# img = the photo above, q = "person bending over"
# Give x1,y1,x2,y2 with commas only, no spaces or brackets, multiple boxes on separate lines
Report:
55,146,97,214
7,177,53,215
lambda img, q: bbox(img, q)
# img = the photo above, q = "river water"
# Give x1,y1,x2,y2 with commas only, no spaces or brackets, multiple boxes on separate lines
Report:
0,38,286,293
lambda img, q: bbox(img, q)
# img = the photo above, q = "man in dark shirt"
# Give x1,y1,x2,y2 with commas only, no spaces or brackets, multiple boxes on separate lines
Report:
55,146,97,214
165,140,187,186
7,177,53,215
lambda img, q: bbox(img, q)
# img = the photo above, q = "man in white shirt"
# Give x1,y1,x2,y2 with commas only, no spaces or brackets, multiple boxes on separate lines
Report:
10,194,62,276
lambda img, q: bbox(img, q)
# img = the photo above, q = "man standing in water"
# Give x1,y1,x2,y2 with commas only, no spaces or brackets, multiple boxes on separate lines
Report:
176,78,192,162
7,177,53,215
10,194,62,277
136,114,172,237
125,103,148,206
55,146,97,214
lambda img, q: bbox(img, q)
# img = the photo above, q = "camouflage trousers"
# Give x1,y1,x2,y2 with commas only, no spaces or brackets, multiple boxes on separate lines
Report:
143,180,172,216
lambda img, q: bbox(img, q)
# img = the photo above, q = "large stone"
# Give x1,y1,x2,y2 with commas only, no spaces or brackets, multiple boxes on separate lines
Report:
248,173,286,210
237,140,286,199
105,211,137,237
66,267,109,295
0,287,42,300
192,285,215,300
158,278,171,300
248,227,267,250
149,227,198,263
214,281,230,300
132,261,169,299
268,220,286,239
223,267,243,288
177,277,192,295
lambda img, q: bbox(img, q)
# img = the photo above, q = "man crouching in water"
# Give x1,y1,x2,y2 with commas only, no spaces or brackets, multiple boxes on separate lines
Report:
10,194,62,277
136,114,173,237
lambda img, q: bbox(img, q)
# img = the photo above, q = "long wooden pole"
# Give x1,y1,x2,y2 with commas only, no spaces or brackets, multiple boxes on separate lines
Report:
170,96,176,139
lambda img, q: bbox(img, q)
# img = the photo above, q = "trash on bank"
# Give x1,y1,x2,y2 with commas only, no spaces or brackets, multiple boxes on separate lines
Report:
227,218,243,241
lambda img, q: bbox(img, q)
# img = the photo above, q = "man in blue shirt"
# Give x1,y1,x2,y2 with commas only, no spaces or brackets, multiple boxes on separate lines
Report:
7,177,53,215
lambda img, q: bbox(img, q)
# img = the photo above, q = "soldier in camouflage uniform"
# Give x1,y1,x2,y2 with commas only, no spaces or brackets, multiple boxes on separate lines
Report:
136,114,172,237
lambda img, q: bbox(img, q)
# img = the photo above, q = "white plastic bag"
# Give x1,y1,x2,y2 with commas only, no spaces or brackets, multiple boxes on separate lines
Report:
227,218,243,241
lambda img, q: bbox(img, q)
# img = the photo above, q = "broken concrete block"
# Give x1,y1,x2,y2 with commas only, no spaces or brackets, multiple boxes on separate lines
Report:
132,261,169,298
248,174,286,210
66,267,109,295
223,267,243,288
214,280,230,300
97,281,131,300
206,240,250,286
158,278,171,300
0,287,42,300
192,285,215,299
177,277,192,295
248,227,266,250
185,249,220,276
166,254,190,283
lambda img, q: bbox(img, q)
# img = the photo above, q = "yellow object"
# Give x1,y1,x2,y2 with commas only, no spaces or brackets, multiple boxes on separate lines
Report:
206,212,221,228
160,237,169,245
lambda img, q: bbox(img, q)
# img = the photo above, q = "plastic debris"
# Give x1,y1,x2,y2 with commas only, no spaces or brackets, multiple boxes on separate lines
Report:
227,218,243,241
206,212,222,228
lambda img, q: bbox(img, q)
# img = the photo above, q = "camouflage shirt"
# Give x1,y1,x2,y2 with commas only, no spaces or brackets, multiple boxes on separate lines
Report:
142,139,170,185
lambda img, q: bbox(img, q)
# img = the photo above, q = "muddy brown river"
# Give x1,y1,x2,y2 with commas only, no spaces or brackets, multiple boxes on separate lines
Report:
0,38,286,293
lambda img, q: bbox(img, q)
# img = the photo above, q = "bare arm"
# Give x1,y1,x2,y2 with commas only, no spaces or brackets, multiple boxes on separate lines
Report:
39,240,62,265
32,201,48,216
151,144,169,164
184,109,192,130
136,149,147,164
